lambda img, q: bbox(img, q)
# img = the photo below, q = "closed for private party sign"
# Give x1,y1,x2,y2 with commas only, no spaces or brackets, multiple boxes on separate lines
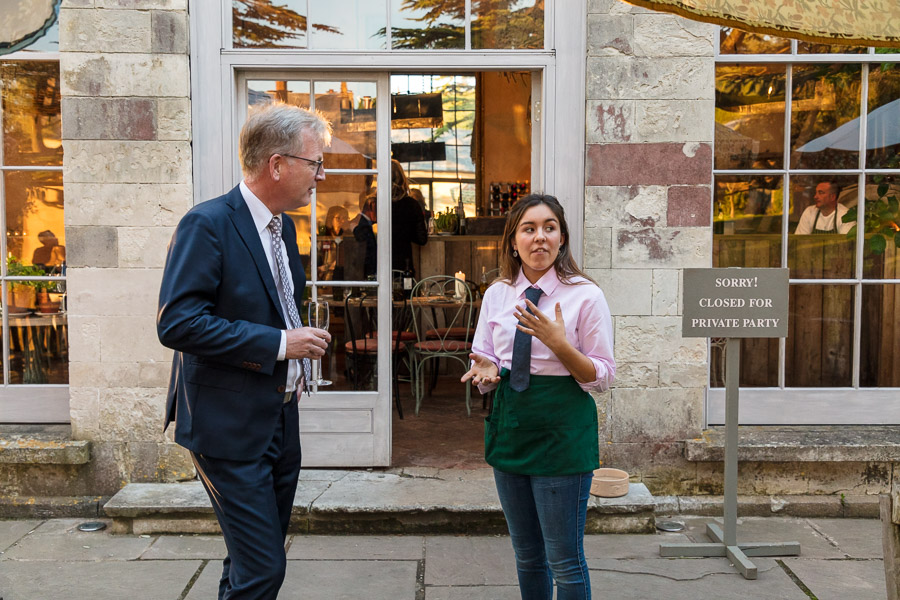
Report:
682,268,789,338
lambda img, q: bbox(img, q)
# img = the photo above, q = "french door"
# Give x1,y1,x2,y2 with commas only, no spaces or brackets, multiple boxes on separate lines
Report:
236,72,393,466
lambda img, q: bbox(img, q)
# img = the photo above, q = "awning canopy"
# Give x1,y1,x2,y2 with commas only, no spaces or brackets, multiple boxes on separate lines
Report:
0,0,60,55
624,0,900,47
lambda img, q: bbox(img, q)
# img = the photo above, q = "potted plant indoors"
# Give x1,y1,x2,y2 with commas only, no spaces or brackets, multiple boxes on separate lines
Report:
6,256,53,312
434,209,458,235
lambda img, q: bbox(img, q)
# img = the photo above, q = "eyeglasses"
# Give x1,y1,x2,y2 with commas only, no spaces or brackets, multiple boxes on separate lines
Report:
281,153,324,175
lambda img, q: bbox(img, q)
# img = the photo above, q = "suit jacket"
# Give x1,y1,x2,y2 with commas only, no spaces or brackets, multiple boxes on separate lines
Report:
353,216,377,279
158,185,306,461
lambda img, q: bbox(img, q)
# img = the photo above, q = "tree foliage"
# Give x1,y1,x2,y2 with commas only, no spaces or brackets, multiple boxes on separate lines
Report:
233,0,341,48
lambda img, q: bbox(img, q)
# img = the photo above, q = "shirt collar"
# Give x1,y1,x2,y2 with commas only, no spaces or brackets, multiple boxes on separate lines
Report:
239,180,278,235
514,268,560,298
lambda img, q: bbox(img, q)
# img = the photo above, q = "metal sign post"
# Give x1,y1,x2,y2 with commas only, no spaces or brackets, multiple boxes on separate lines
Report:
660,268,799,579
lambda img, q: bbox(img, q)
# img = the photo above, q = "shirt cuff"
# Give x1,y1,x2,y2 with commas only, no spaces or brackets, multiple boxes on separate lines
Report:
577,358,610,393
278,331,287,361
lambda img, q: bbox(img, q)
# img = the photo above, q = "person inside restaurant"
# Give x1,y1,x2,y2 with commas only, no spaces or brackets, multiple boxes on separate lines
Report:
31,229,65,272
794,180,855,235
391,160,428,277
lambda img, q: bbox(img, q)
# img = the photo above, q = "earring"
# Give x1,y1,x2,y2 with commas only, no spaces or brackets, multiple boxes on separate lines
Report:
513,250,518,257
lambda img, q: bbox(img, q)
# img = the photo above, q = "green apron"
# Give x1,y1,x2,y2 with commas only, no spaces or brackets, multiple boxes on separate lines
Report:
485,369,600,476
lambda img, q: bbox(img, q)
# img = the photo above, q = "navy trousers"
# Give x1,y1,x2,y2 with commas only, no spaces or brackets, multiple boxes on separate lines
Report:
191,397,302,600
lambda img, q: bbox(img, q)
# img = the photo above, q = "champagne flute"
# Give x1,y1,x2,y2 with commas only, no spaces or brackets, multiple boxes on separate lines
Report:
308,299,332,386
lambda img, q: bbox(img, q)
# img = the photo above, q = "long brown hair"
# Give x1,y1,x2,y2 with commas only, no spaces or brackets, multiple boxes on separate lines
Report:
498,194,596,286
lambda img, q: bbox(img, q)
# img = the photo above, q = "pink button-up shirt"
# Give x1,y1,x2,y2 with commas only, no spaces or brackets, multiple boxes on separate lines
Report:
471,269,615,394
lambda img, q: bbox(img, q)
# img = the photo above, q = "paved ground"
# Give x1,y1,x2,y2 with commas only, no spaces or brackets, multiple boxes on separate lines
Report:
0,516,888,599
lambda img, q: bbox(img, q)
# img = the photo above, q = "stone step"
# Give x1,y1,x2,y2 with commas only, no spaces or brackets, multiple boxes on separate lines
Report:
684,425,900,462
103,469,656,535
0,427,90,465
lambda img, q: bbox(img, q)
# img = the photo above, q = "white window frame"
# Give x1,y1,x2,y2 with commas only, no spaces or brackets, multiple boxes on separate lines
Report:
0,46,69,423
710,37,900,425
189,0,587,260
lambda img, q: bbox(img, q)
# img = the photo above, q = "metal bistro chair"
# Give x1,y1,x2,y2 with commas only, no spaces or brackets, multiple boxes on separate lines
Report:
344,290,411,418
409,275,475,416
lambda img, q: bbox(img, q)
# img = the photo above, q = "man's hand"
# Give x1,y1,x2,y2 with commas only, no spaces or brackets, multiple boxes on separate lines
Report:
285,327,331,359
461,353,500,386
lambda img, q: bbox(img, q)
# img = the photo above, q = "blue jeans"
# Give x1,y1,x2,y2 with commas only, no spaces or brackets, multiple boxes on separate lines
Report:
493,469,592,600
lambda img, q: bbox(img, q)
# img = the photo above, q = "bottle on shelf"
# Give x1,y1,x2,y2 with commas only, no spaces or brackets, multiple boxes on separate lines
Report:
457,191,467,235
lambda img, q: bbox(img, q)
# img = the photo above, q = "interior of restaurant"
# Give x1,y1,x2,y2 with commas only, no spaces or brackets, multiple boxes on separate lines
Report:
264,72,533,467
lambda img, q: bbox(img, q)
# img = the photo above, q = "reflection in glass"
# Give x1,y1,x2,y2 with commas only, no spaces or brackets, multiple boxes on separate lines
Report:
390,0,464,49
797,41,868,54
866,65,900,169
4,170,64,267
247,79,311,108
788,175,857,279
861,285,900,387
713,175,784,265
715,64,786,169
5,283,67,385
314,81,378,163
472,0,543,49
791,64,861,170
233,0,308,48
314,174,378,284
1,61,62,167
310,0,386,50
719,27,790,54
786,284,853,387
860,175,900,278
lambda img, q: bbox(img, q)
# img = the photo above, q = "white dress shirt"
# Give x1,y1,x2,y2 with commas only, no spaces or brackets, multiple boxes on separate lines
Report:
240,181,301,392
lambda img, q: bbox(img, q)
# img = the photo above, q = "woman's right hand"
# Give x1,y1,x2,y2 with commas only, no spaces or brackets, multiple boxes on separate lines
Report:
461,353,500,386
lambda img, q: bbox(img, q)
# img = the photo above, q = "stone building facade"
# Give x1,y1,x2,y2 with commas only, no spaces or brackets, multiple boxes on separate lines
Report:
2,0,895,504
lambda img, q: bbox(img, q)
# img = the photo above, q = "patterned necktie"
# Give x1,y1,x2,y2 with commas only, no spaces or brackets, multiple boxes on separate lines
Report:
509,286,543,392
268,216,312,393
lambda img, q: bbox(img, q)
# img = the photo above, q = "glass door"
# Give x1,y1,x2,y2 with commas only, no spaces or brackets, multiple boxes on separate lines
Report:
236,72,392,466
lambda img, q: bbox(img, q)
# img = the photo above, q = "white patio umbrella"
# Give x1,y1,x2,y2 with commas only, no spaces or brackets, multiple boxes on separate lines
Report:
797,98,900,152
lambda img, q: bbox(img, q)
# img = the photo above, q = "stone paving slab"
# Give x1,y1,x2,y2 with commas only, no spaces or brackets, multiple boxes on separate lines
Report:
186,559,419,600
784,557,887,600
0,560,202,600
586,559,810,600
424,535,518,586
427,585,521,599
680,516,845,558
584,532,690,558
140,534,227,559
4,518,154,561
0,519,39,552
808,517,884,558
286,534,424,560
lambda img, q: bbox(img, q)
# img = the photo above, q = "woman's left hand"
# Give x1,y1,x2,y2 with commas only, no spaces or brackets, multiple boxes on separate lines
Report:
514,300,567,352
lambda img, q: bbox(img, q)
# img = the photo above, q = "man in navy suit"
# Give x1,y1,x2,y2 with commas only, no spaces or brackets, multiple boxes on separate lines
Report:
158,103,332,599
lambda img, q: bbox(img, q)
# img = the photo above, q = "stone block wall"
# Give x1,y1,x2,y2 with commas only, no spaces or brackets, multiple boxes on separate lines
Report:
584,0,716,494
60,0,194,493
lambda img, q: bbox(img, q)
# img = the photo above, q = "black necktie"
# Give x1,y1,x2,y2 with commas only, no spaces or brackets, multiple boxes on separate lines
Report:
510,286,543,392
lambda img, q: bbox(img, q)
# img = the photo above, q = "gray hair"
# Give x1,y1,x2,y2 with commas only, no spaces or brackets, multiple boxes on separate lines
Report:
239,102,333,177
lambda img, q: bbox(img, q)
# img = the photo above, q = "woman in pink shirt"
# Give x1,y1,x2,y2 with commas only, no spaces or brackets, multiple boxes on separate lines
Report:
462,194,615,600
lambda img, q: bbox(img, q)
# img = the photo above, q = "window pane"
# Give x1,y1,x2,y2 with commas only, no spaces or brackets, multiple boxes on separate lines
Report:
786,284,853,387
797,41,868,54
787,175,857,278
247,79,311,107
391,0,464,49
719,27,790,54
791,64,862,170
1,61,62,167
709,338,778,388
715,64,786,169
6,285,68,385
312,174,377,283
472,0,543,50
310,0,387,50
861,284,900,387
713,175,784,265
233,0,307,49
314,80,378,165
860,174,900,279
4,170,65,268
866,64,900,169
285,203,313,284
